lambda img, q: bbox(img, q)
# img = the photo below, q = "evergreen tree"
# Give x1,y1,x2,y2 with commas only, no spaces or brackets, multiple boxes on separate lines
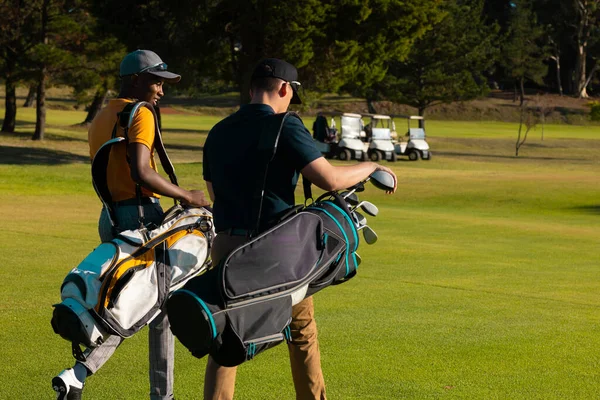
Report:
501,0,547,105
0,0,40,133
380,0,500,116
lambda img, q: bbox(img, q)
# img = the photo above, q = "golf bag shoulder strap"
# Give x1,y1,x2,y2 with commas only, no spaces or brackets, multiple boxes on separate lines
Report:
118,102,178,187
91,101,178,229
251,111,300,235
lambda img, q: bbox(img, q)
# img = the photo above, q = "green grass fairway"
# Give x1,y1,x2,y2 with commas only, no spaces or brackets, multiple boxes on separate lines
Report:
1,107,599,399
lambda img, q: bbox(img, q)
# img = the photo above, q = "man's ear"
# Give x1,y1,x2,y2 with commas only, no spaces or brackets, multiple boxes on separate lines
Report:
278,82,288,98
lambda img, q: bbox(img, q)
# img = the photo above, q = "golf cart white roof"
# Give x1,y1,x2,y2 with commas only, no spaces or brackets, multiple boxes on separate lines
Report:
391,114,423,120
317,111,362,118
364,114,391,120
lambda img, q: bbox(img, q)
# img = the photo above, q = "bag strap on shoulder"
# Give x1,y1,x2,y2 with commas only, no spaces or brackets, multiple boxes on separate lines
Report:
91,101,178,231
250,111,298,236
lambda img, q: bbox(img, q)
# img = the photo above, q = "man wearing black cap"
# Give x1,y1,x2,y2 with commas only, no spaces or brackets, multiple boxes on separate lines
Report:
202,58,396,399
52,49,209,400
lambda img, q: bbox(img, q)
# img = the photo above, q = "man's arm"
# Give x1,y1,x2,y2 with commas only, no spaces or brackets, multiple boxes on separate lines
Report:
205,181,215,202
300,157,397,194
129,143,210,206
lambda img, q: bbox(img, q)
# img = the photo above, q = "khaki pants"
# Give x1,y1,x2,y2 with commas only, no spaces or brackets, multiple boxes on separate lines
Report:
204,233,326,400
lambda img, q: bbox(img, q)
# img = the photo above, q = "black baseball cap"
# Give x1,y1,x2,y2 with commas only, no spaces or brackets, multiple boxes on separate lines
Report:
251,58,302,104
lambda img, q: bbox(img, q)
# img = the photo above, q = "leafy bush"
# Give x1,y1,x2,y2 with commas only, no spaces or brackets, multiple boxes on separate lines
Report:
588,101,600,121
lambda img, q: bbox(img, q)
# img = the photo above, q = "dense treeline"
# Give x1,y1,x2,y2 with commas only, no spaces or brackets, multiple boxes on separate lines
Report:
1,0,599,139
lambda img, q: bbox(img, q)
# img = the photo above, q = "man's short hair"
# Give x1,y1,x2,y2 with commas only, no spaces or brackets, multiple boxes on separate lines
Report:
250,76,283,93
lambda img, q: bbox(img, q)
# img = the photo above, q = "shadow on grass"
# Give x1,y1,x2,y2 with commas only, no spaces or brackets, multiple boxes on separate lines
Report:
162,128,210,135
165,144,204,152
0,145,89,165
571,205,600,215
1,128,87,143
43,133,88,143
0,119,36,128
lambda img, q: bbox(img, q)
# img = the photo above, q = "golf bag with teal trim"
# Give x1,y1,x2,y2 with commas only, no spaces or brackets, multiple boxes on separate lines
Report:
167,193,359,367
166,112,361,367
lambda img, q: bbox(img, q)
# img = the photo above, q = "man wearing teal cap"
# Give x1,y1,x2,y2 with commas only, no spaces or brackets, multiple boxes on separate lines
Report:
52,49,208,400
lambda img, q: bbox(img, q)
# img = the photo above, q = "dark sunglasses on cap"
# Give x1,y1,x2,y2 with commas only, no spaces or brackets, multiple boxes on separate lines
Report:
138,62,168,74
288,81,301,91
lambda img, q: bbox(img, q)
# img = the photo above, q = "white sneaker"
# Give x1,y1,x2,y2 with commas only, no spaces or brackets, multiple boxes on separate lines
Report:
52,369,83,400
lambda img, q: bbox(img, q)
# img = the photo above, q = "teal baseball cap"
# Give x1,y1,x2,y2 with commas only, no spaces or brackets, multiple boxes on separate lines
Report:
119,50,181,83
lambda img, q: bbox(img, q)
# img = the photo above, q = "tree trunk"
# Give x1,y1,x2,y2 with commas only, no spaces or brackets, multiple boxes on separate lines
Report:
550,54,563,96
23,85,36,107
32,0,49,141
418,106,426,130
2,69,17,133
82,88,108,124
516,105,524,157
579,62,598,98
366,97,377,114
519,77,525,106
541,111,545,141
576,44,589,98
574,0,594,98
32,70,47,140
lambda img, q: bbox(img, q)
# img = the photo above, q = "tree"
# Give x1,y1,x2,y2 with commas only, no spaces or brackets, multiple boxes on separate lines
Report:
0,0,41,133
143,0,443,105
65,36,125,125
572,0,600,97
323,0,445,112
501,0,548,106
515,100,539,156
28,0,104,140
380,0,500,117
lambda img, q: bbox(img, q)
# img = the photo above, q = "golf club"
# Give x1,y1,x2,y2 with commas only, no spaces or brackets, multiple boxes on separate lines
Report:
370,170,395,192
350,201,378,217
361,225,378,245
354,211,366,228
354,252,362,266
341,191,359,205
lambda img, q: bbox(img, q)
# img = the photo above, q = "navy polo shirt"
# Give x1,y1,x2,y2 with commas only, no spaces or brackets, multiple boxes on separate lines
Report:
203,104,322,232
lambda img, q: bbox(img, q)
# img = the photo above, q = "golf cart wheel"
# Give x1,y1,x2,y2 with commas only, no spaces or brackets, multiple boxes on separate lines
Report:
361,151,369,162
408,150,419,161
369,151,382,162
391,152,397,162
338,149,351,161
425,151,432,160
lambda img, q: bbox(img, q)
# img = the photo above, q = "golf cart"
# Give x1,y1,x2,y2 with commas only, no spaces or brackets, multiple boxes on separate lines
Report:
392,115,431,161
312,112,367,161
363,114,397,162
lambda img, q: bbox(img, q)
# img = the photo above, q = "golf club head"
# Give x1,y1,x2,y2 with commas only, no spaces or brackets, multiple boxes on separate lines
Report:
354,211,366,227
360,201,378,217
370,170,395,192
363,226,378,245
341,191,359,205
354,252,362,266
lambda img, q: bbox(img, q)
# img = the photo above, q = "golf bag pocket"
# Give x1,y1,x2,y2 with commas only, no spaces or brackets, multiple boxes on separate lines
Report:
212,297,293,367
221,213,327,301
168,275,292,368
52,206,214,351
